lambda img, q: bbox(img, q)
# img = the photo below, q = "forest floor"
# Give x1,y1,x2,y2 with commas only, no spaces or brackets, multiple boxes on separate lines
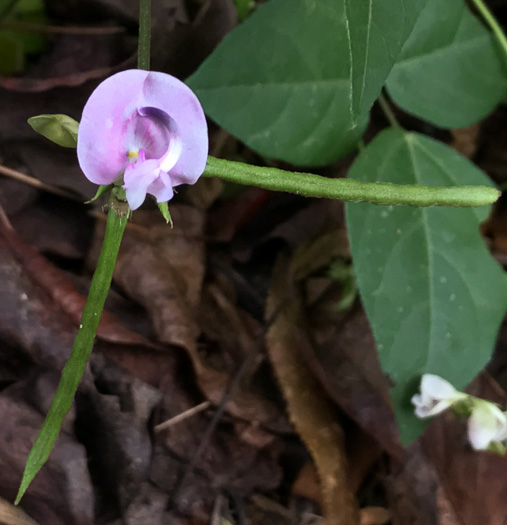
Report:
1,1,507,524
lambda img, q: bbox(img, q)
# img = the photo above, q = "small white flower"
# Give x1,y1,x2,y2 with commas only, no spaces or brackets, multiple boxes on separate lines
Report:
467,400,507,451
412,374,507,454
411,374,467,418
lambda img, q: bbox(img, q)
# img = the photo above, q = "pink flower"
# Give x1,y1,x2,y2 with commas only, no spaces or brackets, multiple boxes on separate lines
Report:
77,70,208,210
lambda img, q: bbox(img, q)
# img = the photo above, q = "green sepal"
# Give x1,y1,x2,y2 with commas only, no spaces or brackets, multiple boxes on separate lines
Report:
85,184,114,204
451,397,475,419
28,114,79,148
487,441,507,456
110,187,131,218
157,201,173,226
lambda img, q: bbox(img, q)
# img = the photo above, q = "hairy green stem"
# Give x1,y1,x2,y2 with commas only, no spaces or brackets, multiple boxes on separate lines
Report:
138,0,151,70
203,156,500,207
470,0,507,59
16,203,127,504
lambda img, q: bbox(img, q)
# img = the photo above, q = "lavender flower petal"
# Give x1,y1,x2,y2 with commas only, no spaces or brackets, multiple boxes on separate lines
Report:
77,70,149,185
141,72,208,186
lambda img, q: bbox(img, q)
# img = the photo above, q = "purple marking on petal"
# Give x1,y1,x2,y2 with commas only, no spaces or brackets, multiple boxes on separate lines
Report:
139,107,183,171
125,108,172,160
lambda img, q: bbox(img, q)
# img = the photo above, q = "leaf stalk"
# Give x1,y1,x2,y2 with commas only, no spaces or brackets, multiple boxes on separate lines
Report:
470,0,507,60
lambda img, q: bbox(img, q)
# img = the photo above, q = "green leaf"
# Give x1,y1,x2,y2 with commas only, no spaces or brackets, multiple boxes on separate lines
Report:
85,184,114,204
188,0,370,166
189,0,427,165
345,0,427,121
386,0,507,128
28,114,79,148
345,128,507,444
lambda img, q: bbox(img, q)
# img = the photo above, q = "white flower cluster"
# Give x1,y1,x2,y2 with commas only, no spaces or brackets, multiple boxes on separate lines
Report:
412,374,507,452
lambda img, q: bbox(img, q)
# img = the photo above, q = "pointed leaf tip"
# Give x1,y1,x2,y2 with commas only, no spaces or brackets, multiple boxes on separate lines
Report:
157,201,173,226
85,184,114,204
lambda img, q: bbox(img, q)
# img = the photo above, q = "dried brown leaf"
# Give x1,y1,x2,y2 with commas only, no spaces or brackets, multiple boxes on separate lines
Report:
10,198,91,259
150,377,282,519
0,234,81,369
109,206,205,352
450,125,480,159
359,507,391,525
0,220,157,348
0,29,135,93
386,441,442,525
266,255,360,525
290,227,349,281
76,369,160,513
102,206,286,430
292,462,323,506
154,0,237,78
199,279,289,431
0,391,94,525
0,496,39,525
304,307,403,460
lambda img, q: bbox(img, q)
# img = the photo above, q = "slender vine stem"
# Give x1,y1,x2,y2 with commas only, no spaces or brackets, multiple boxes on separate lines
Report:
378,92,400,128
470,0,507,59
138,0,151,70
203,156,500,207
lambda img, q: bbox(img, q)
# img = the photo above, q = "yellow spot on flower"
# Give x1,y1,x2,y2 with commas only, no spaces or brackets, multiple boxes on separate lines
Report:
128,150,139,160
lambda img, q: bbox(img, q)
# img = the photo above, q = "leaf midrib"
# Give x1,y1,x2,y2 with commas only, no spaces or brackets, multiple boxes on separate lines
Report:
405,135,435,373
357,0,374,111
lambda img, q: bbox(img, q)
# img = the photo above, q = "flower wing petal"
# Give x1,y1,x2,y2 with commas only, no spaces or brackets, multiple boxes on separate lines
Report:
412,395,451,418
412,374,466,419
77,70,149,184
468,402,507,450
141,72,208,186
420,374,459,402
147,174,174,203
